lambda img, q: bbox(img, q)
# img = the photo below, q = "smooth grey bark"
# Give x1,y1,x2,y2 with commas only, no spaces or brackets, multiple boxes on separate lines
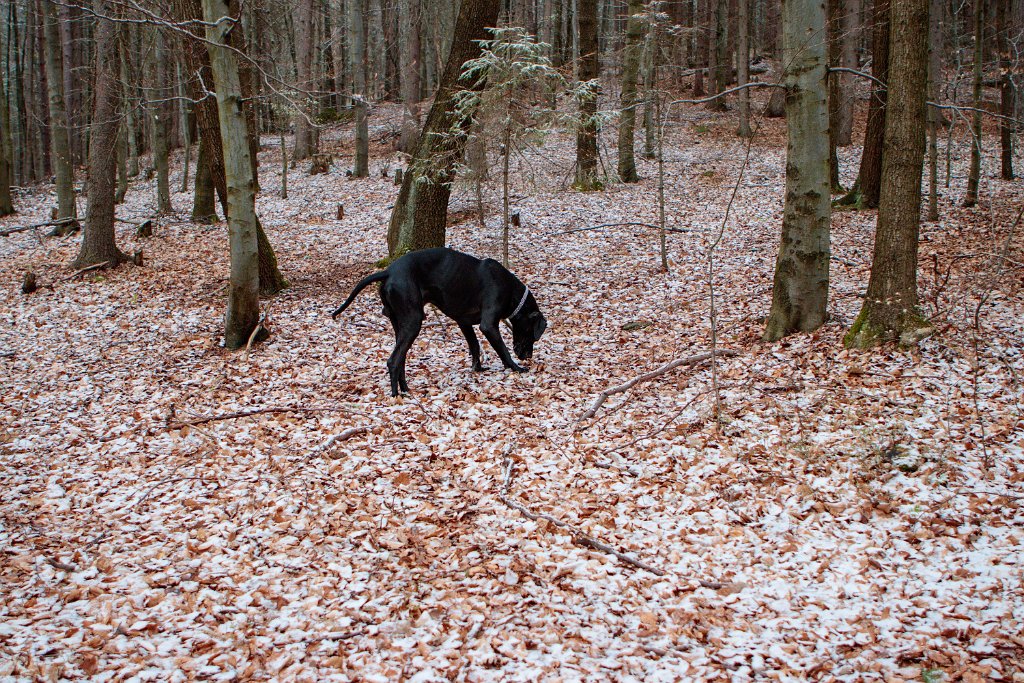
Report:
203,0,262,349
845,0,930,348
926,0,941,221
350,0,369,177
617,0,644,182
293,0,315,160
763,0,831,342
73,1,131,269
42,0,77,227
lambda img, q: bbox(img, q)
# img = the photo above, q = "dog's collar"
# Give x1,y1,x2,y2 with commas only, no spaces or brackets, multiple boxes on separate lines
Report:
509,286,530,320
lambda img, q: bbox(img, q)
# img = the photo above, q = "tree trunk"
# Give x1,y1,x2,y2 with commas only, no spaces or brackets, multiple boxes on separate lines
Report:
827,0,842,191
997,0,1014,180
398,0,422,153
737,0,752,137
293,0,315,160
192,136,218,222
963,0,983,206
203,0,262,350
851,0,889,208
707,0,729,111
176,0,287,293
617,0,644,182
0,34,16,216
845,0,930,348
386,0,501,258
837,0,859,145
763,0,831,342
350,0,370,177
151,29,173,214
574,0,601,190
73,1,130,269
926,0,941,221
42,0,77,228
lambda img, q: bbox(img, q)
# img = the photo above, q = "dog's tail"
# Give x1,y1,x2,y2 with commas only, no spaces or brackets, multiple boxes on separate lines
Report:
330,271,389,319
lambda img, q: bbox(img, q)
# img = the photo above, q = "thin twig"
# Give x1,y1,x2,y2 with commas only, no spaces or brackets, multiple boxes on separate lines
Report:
578,350,740,424
166,406,357,431
547,222,693,237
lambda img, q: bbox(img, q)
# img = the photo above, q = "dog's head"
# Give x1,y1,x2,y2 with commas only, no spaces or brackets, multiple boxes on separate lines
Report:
511,307,547,361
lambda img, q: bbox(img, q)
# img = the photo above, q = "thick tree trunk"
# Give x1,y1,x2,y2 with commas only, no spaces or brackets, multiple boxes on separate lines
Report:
763,0,831,342
386,0,501,258
73,2,130,269
964,0,983,206
350,0,369,177
42,0,77,228
293,0,316,160
845,0,930,348
203,0,261,349
574,0,601,190
617,0,644,182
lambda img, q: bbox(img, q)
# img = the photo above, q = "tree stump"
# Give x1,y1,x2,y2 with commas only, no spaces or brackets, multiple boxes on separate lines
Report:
381,168,389,179
394,168,404,186
336,204,345,220
309,153,332,175
511,210,521,227
136,219,154,238
22,272,37,294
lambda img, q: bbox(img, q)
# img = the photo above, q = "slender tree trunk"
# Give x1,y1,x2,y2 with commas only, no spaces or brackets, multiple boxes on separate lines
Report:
845,0,930,348
0,69,14,216
964,0,983,206
386,0,502,258
997,0,1014,180
192,137,217,222
293,0,315,160
398,0,422,153
847,0,889,208
203,0,262,349
74,2,131,269
617,0,644,182
926,0,941,221
707,0,729,111
43,0,77,228
737,0,752,137
151,29,173,214
642,26,657,159
827,0,842,191
350,0,370,177
763,0,831,341
574,0,601,190
836,0,859,145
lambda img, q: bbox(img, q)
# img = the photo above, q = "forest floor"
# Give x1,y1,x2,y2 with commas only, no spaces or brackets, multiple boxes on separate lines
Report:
1,101,1023,682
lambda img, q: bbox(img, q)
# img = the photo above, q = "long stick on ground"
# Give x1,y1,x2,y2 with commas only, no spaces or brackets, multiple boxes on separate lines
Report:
578,349,740,423
166,405,362,430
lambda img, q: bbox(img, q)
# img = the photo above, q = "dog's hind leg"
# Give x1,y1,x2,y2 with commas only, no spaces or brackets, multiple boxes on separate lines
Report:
386,315,421,395
458,322,485,371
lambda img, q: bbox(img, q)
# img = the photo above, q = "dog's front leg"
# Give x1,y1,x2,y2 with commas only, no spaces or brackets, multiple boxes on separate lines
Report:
480,321,526,373
457,321,486,371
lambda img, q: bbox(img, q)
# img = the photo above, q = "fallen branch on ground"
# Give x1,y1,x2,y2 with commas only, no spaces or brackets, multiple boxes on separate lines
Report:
166,406,359,431
547,222,693,237
0,218,78,237
578,349,741,424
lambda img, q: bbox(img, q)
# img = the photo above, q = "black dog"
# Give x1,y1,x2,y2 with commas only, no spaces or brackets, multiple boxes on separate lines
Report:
331,247,547,396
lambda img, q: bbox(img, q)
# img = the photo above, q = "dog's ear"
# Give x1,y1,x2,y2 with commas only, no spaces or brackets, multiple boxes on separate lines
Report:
530,312,547,340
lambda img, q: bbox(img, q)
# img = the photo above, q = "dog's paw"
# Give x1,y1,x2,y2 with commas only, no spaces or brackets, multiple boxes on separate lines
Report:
472,362,488,372
510,365,529,373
